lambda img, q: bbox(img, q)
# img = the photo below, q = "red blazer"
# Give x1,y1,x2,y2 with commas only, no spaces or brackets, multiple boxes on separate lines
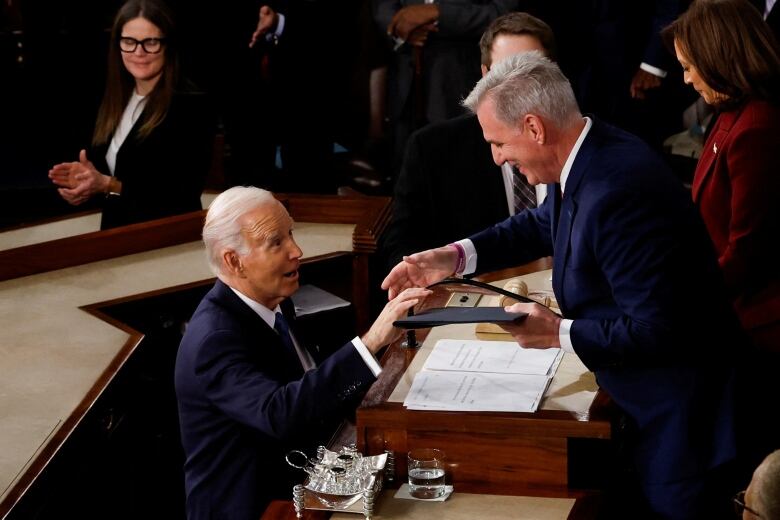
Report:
693,99,780,349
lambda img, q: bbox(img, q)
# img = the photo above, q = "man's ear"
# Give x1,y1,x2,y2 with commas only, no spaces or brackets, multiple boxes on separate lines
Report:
481,64,489,77
223,250,244,277
524,114,546,145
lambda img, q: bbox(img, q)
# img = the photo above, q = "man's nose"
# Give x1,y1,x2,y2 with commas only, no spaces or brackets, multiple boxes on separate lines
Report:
490,145,503,166
289,239,303,259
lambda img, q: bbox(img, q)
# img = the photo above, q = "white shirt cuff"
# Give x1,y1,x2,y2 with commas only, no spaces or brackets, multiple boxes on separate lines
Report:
639,62,667,78
456,239,478,275
351,336,383,377
558,319,574,353
265,13,285,41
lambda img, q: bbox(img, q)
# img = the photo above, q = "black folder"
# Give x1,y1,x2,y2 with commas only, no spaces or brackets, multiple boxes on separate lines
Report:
393,307,527,329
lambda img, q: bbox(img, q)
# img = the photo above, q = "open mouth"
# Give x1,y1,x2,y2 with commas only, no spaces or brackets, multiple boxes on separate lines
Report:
283,269,298,278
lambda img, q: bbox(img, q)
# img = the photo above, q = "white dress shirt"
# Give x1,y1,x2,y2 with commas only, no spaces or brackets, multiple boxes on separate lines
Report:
457,117,594,354
106,90,146,175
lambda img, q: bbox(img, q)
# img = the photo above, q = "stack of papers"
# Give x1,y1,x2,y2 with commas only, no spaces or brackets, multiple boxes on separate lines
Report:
404,339,563,413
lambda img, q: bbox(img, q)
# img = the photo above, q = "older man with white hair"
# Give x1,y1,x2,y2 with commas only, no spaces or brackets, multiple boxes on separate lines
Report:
739,449,780,520
382,52,746,518
175,186,428,520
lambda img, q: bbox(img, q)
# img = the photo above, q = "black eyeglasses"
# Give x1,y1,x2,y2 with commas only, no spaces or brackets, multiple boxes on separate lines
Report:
119,37,165,54
734,490,761,517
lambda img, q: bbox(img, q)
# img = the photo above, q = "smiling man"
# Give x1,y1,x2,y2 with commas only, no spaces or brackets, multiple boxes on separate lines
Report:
175,187,427,520
382,53,747,518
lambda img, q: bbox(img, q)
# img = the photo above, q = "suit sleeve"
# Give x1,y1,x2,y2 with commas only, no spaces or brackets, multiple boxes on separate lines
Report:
194,329,376,439
468,193,555,274
641,0,681,69
437,0,522,38
372,0,401,33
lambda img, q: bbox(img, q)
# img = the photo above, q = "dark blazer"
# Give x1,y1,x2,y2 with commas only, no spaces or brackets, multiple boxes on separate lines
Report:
373,0,520,124
749,0,779,41
92,90,215,229
381,114,508,271
175,280,377,520
693,99,780,350
469,118,743,518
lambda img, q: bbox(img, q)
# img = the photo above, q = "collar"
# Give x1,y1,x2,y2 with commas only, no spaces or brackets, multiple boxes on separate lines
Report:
559,117,592,195
229,286,280,329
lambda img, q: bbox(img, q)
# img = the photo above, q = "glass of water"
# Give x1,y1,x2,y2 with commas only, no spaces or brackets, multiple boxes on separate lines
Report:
407,448,446,499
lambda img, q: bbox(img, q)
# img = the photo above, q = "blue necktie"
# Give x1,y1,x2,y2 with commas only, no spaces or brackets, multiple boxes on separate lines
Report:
274,312,296,354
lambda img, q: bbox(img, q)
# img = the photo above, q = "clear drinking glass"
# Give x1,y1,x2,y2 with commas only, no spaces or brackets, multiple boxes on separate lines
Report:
407,448,446,499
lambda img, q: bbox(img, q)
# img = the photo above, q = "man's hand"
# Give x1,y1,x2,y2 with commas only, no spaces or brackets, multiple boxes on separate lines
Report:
387,4,438,41
381,246,458,300
48,149,110,205
249,5,279,48
499,302,562,349
406,22,437,47
630,69,662,100
361,287,432,353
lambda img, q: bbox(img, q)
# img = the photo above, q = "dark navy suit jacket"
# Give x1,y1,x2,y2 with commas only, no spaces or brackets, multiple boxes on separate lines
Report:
175,280,376,520
469,118,743,517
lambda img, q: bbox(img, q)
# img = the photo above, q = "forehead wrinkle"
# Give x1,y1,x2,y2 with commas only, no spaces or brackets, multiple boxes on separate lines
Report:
240,203,291,242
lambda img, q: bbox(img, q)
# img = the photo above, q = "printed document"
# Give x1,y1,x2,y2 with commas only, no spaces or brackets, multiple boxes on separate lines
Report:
403,339,562,412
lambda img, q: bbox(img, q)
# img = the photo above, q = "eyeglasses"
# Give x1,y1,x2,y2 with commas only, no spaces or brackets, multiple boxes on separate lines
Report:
734,490,761,517
119,37,165,54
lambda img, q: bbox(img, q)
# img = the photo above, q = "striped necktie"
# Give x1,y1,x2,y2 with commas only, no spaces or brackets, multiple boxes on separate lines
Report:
512,166,537,213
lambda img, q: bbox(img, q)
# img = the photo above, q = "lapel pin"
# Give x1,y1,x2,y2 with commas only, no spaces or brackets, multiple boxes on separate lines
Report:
713,143,718,154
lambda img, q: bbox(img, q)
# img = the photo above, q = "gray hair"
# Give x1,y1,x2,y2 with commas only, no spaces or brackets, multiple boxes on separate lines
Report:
203,186,276,276
755,449,780,520
462,51,580,130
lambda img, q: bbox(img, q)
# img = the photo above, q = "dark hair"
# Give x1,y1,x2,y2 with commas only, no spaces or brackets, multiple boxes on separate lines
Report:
479,12,557,68
93,0,179,145
662,0,780,107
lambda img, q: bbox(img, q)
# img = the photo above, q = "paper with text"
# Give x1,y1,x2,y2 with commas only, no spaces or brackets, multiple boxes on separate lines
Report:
423,339,563,376
404,371,551,412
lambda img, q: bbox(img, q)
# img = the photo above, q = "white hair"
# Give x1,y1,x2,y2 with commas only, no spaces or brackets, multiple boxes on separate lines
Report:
202,186,276,276
755,449,780,520
462,50,581,130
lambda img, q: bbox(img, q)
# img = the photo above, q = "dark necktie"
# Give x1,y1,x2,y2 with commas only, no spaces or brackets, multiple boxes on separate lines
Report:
512,166,537,213
274,311,296,354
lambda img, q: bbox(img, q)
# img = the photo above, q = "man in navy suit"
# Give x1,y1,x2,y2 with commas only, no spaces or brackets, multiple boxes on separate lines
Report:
382,53,745,518
175,186,428,520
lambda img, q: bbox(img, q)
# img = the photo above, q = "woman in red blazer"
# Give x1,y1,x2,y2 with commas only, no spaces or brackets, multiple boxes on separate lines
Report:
665,0,780,352
666,0,780,485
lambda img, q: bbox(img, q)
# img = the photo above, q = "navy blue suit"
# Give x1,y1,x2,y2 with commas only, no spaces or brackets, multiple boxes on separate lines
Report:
469,119,743,518
175,280,376,520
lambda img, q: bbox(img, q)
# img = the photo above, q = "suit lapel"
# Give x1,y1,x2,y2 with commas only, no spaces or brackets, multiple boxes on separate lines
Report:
213,281,304,376
692,109,739,203
551,122,598,310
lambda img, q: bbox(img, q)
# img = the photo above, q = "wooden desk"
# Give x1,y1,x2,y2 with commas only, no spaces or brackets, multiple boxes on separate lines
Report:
354,259,614,496
0,194,389,519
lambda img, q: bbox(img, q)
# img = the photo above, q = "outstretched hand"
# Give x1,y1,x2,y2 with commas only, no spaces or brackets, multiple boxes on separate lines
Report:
361,287,432,353
48,149,109,205
498,302,562,349
381,246,458,300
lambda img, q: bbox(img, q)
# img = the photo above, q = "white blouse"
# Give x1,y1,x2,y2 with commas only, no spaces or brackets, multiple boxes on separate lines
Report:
105,91,147,175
